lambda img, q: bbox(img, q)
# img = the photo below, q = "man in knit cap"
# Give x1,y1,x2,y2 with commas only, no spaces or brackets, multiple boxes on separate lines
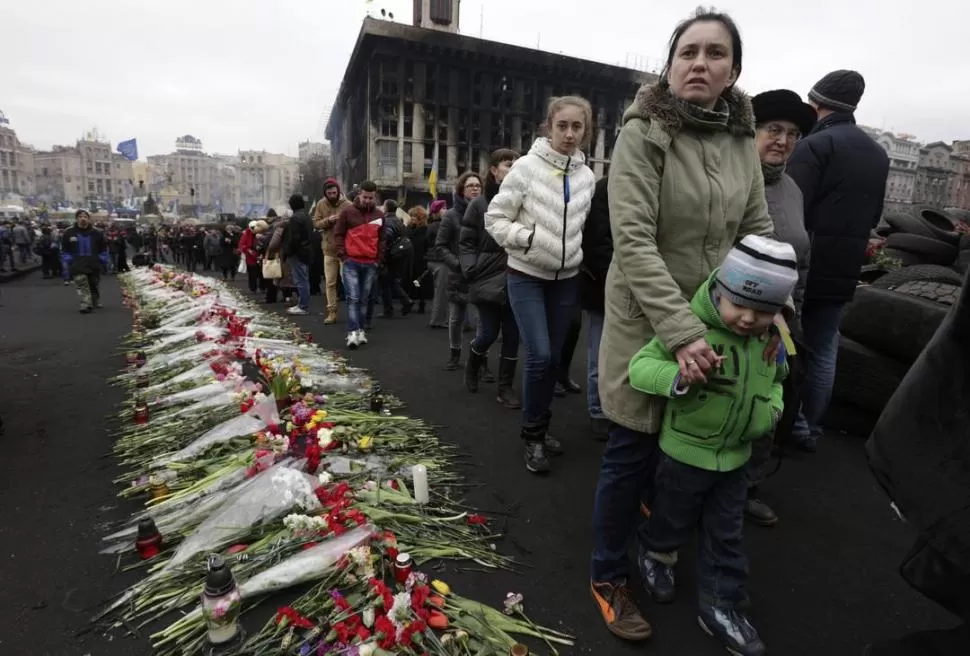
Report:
786,70,890,453
313,178,352,324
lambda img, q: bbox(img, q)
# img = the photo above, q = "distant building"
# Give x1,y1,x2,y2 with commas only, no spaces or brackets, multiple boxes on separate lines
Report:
867,128,921,212
32,130,132,207
34,146,84,205
76,130,134,205
299,140,331,162
326,6,653,202
147,136,241,214
235,150,300,215
915,142,953,209
949,140,970,212
0,110,36,198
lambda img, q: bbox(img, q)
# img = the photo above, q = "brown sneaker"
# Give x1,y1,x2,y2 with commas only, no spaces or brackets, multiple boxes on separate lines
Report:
591,581,652,641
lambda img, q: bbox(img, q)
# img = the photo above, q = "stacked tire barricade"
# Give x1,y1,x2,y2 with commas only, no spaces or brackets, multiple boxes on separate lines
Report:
827,207,970,435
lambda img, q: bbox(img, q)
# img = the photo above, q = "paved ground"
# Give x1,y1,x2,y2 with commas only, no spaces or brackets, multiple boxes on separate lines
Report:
0,270,956,655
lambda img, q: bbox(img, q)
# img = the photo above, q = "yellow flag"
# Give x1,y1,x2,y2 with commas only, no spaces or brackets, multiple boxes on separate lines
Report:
428,142,439,199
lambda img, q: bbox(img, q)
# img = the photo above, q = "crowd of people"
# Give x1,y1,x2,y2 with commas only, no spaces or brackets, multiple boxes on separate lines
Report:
42,7,910,654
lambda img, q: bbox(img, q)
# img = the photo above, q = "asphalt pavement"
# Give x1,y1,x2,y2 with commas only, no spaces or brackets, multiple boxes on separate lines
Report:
0,269,956,656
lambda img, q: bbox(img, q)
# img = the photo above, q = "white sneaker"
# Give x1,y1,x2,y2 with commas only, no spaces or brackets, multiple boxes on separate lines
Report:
287,306,309,315
356,329,368,345
346,331,359,349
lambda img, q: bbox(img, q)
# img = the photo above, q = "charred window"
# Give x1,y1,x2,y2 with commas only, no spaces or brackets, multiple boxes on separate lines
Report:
429,0,453,25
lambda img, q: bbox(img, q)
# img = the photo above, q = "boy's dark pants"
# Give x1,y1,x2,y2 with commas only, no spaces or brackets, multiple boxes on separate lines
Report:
642,454,749,609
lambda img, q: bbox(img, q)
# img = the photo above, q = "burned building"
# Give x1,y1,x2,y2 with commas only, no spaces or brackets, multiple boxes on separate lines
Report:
326,2,655,203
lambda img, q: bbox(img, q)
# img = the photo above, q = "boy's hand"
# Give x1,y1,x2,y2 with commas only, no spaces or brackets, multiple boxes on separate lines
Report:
675,338,720,384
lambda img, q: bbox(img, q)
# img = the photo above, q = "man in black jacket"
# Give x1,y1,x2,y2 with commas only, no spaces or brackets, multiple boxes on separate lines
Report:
285,194,314,315
786,70,889,452
61,210,108,313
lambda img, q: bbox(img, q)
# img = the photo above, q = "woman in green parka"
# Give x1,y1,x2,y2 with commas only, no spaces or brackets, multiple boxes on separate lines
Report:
589,8,782,651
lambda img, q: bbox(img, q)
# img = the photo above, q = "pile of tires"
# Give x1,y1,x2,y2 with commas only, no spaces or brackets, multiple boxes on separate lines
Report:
826,262,965,436
874,207,967,271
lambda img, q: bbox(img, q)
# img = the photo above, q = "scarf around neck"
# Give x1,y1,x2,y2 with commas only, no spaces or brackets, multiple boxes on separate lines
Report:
673,93,731,131
761,162,785,185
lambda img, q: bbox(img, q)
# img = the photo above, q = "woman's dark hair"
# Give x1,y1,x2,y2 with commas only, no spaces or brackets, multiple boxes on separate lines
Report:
384,199,398,214
483,148,519,187
455,170,482,197
661,8,743,85
266,208,278,218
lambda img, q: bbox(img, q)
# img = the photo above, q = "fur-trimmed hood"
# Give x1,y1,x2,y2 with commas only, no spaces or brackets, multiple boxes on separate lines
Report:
623,80,755,138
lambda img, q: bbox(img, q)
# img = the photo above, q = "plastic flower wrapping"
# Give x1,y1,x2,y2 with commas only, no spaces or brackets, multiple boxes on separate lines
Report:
94,266,572,655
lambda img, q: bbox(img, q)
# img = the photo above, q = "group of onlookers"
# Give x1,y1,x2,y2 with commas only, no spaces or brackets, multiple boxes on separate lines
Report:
255,7,895,654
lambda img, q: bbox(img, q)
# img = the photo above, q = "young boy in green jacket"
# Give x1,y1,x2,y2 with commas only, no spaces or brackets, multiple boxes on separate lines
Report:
628,235,798,656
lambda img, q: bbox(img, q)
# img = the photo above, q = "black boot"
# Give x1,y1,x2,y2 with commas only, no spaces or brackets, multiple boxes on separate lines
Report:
496,357,521,409
464,348,485,392
444,347,462,371
480,354,496,383
521,424,551,474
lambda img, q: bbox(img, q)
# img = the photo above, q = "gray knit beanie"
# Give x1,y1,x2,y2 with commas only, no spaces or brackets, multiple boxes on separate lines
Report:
808,69,865,113
716,235,798,313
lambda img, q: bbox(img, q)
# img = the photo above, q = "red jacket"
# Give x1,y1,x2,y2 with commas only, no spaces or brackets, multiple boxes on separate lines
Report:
334,205,385,264
238,228,258,265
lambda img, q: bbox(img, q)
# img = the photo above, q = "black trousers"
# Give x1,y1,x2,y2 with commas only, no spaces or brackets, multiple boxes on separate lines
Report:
246,263,260,292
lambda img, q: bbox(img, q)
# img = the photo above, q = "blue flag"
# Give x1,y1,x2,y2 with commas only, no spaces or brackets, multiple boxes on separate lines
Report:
117,138,138,161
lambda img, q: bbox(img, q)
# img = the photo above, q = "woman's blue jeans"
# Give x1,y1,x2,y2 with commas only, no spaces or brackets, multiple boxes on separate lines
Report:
507,271,578,434
472,302,520,359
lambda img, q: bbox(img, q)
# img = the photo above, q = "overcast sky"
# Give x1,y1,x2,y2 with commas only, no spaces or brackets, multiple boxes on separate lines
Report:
2,0,964,158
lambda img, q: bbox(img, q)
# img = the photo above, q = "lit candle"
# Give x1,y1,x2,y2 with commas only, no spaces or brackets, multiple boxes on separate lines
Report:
412,464,429,504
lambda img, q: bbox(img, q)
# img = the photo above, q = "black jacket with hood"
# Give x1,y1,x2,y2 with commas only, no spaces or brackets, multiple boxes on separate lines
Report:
867,270,970,624
459,182,507,306
579,176,613,314
433,195,470,302
786,112,889,304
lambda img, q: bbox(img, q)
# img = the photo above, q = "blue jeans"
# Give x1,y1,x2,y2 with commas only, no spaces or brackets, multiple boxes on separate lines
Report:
289,258,310,311
366,276,381,325
472,303,519,359
590,423,660,583
507,272,578,432
793,300,845,443
642,454,748,609
586,310,605,419
341,260,378,332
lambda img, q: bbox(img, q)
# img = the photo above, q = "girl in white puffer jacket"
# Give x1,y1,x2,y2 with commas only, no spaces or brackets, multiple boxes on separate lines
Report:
485,95,596,474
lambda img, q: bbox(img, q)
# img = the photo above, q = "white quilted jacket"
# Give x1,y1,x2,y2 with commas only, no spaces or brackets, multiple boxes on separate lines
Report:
485,138,596,280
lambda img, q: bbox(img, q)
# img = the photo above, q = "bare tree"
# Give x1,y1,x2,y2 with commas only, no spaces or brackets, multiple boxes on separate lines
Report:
297,155,335,204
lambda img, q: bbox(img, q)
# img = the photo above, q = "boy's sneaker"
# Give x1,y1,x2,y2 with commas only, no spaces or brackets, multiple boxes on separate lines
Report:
346,331,359,350
356,329,368,345
697,606,766,656
590,581,652,641
287,306,309,315
523,441,550,474
638,548,676,603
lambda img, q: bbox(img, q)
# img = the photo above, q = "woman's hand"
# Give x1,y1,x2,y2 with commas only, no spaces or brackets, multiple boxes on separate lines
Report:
762,314,788,363
674,338,720,385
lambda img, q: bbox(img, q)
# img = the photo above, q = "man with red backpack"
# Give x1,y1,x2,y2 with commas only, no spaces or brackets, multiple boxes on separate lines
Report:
334,180,385,349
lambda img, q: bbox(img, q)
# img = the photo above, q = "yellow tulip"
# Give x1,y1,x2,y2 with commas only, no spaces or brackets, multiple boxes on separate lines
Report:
314,410,328,420
357,435,373,451
431,579,451,596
